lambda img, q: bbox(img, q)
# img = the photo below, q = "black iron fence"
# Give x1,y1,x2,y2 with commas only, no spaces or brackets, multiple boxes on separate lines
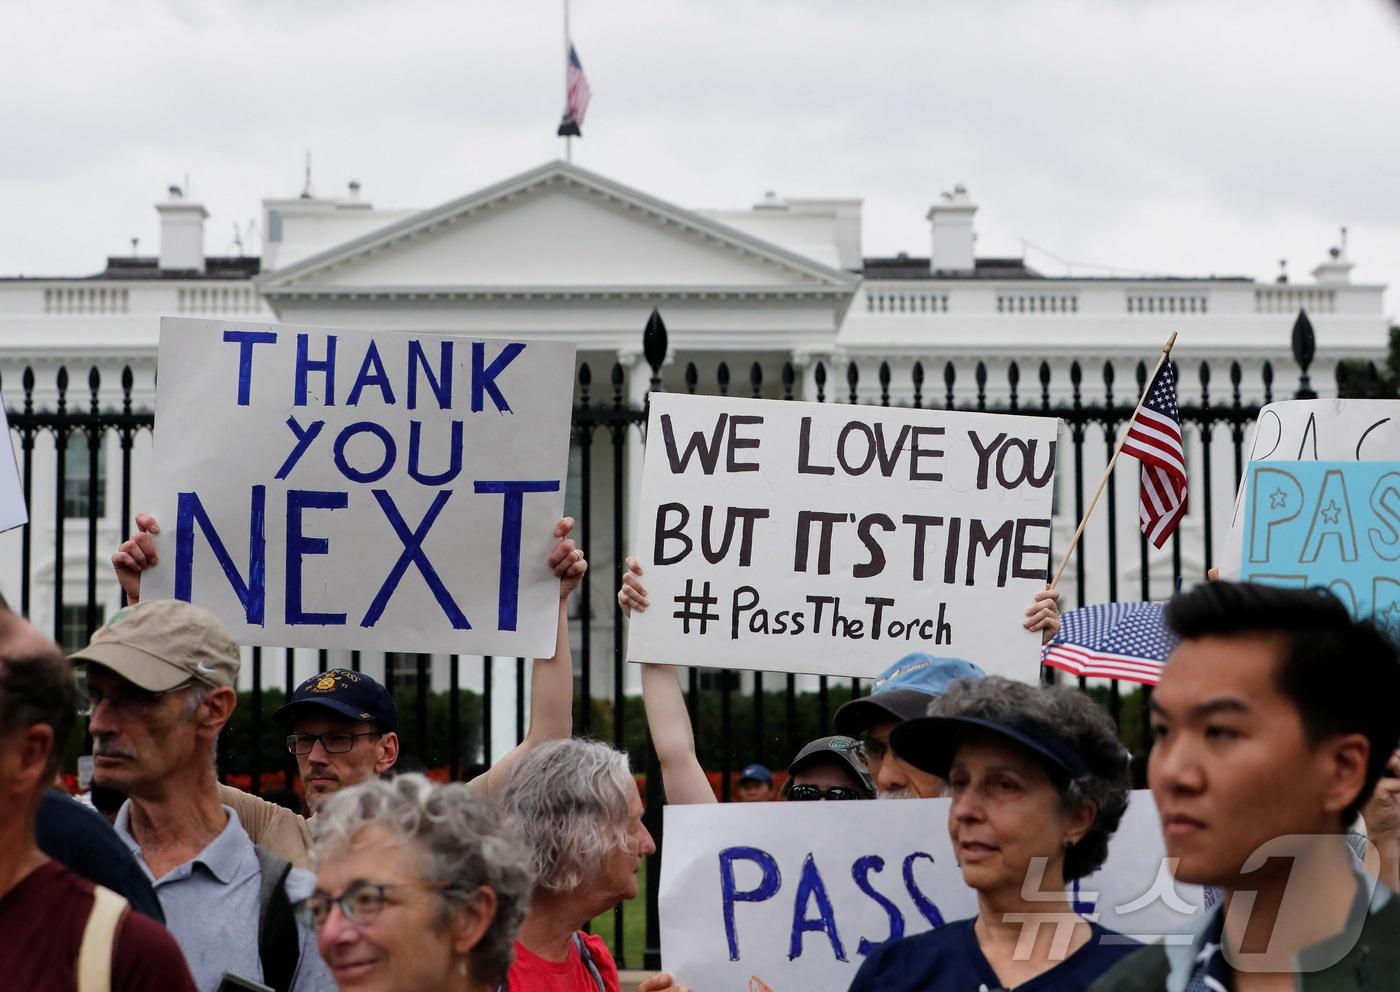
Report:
1,308,1353,968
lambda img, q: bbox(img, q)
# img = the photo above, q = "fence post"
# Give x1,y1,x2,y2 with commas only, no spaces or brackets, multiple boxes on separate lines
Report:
1291,309,1317,399
642,310,668,972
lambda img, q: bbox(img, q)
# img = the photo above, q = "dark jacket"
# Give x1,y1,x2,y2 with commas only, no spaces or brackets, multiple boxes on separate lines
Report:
1089,886,1400,992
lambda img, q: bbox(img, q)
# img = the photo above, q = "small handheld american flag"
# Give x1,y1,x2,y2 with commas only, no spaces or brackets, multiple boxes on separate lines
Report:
1124,360,1187,548
557,44,591,138
1042,600,1178,685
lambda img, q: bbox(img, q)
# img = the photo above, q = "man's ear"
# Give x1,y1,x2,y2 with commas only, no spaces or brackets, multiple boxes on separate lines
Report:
5,724,56,799
1319,732,1370,821
199,686,238,736
375,731,400,775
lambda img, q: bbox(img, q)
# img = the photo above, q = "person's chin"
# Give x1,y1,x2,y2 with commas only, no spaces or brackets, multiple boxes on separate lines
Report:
1161,852,1218,887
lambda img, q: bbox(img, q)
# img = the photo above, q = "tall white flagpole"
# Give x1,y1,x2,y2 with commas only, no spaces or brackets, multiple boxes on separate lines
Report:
563,0,572,163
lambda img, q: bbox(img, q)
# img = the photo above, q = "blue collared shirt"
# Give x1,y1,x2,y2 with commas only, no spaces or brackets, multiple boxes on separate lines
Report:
115,802,335,992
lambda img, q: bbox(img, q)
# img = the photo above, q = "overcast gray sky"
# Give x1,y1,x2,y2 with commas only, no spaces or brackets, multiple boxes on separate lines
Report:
4,0,1399,319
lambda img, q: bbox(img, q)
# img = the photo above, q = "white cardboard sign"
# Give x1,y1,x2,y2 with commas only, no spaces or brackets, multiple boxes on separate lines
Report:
144,317,575,657
1220,399,1400,578
0,389,25,534
659,794,1202,992
627,394,1058,681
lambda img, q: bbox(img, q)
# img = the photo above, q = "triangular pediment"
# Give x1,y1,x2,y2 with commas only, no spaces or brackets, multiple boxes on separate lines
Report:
259,161,856,296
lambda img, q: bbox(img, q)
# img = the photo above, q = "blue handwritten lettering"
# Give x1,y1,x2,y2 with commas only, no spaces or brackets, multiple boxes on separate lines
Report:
472,480,561,630
222,330,277,406
718,847,781,962
174,486,266,625
295,333,337,406
361,489,470,630
285,490,349,625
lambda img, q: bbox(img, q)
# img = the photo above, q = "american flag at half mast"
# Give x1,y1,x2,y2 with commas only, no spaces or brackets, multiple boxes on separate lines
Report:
1042,601,1178,685
1124,360,1187,548
557,44,591,137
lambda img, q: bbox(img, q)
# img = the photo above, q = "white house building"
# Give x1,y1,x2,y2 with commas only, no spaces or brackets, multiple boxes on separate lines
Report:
0,161,1387,757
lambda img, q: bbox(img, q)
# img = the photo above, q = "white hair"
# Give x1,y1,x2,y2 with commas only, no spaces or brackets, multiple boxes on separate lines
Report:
312,773,534,985
499,738,636,893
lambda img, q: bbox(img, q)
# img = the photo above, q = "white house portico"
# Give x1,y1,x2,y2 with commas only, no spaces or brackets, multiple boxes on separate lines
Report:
0,160,1389,755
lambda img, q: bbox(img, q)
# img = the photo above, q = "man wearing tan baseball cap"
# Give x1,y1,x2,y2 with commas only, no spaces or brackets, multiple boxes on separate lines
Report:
73,600,334,992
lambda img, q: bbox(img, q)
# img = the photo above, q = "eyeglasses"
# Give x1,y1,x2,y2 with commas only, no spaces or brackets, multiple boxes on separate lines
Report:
787,784,867,802
80,680,195,716
286,732,380,755
294,880,463,929
855,737,889,769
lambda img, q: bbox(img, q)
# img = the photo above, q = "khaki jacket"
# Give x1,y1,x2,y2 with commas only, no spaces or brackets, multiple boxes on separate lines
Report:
216,783,313,869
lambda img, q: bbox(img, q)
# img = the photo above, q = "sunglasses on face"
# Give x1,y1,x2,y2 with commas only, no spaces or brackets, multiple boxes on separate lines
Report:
293,879,463,929
786,784,866,802
286,731,379,755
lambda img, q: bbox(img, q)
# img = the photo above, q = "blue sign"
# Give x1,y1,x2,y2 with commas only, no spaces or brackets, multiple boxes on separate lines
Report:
1241,461,1400,641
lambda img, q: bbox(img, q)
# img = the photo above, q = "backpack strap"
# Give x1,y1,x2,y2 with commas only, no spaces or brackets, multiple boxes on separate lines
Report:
572,931,607,992
254,845,300,992
77,885,129,992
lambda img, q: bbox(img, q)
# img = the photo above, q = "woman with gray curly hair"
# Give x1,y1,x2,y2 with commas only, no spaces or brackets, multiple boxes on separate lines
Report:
302,773,533,992
849,676,1137,991
500,737,655,992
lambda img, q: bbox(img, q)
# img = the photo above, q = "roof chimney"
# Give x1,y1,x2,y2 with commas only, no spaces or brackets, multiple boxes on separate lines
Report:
1311,227,1354,285
927,184,977,274
156,185,207,271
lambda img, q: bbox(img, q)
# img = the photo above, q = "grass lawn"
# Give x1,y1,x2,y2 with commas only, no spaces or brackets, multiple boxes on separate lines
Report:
587,856,652,970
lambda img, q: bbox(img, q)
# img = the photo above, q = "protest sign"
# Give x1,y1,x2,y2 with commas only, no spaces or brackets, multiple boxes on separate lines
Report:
143,317,575,656
1241,460,1400,640
1219,399,1400,578
0,390,25,534
659,794,1202,992
627,393,1058,681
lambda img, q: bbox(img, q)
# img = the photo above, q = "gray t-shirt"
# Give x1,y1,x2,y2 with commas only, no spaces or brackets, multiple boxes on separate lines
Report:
115,802,335,992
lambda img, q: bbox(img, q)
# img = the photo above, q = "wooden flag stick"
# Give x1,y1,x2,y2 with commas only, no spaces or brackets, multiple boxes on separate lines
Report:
1050,332,1179,590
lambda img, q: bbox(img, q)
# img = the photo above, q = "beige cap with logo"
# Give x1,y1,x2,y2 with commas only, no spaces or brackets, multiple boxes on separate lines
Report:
70,599,241,691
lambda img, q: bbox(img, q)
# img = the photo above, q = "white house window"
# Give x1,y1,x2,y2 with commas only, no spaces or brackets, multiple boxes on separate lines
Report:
385,652,421,689
61,603,104,654
63,442,106,520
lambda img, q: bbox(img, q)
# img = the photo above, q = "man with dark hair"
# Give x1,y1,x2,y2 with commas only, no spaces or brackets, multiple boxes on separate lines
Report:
0,592,165,921
0,647,196,990
1092,581,1400,991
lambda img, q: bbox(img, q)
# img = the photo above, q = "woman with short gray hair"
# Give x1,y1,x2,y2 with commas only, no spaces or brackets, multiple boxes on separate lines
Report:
304,773,532,992
500,737,655,992
850,676,1136,991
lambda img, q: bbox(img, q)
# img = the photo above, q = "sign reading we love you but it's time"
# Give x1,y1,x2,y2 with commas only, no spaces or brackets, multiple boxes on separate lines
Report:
143,317,576,658
1242,460,1400,641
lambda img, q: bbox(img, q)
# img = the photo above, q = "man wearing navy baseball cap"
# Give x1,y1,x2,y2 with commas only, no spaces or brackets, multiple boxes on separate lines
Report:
274,669,400,815
834,653,986,799
735,763,775,802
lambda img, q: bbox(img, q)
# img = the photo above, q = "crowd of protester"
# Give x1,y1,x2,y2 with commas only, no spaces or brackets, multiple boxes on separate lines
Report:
2,513,1399,992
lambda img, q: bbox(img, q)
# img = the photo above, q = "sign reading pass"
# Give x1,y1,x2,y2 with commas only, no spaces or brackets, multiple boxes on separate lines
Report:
659,796,1202,992
627,393,1058,681
1242,460,1400,639
1219,399,1400,579
144,317,575,657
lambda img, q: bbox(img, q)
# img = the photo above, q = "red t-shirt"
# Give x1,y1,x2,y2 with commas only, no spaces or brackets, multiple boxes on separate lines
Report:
508,932,621,992
0,859,196,992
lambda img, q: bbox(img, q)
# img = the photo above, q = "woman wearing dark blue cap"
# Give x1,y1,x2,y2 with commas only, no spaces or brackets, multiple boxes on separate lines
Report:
848,676,1136,992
